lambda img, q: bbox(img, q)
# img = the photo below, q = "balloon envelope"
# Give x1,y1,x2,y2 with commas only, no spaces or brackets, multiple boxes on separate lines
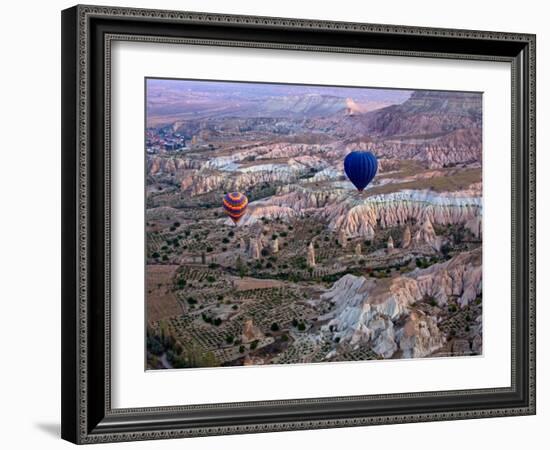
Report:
344,151,378,191
223,192,248,224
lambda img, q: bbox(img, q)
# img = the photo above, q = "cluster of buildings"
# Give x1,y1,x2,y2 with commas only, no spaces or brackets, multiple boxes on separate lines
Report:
146,128,189,154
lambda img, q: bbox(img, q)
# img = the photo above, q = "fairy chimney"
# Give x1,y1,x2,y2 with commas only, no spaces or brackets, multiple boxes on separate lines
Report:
307,242,316,267
249,238,261,260
401,225,412,249
339,229,347,249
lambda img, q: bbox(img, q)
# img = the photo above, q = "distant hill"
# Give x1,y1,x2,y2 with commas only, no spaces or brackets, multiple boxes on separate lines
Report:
358,90,482,137
146,79,411,126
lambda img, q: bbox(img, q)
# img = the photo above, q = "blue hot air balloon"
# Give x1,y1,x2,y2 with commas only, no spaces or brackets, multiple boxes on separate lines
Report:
344,151,378,191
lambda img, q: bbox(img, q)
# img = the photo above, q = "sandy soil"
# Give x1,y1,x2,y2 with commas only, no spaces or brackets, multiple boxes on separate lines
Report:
146,264,182,323
231,276,285,291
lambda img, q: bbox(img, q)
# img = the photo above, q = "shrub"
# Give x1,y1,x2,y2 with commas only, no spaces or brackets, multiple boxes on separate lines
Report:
239,345,245,353
270,323,280,332
148,337,164,355
250,340,258,350
297,322,306,331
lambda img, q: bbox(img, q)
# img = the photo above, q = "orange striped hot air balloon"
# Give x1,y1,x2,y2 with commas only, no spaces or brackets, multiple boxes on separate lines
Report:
222,192,248,224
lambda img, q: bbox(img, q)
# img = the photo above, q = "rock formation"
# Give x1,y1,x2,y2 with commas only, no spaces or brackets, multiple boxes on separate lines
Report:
196,182,480,241
396,312,446,358
355,243,362,256
318,248,481,358
249,238,261,260
414,217,440,251
307,242,316,267
147,155,199,176
241,319,264,344
365,224,375,240
338,230,347,249
271,238,279,254
327,190,481,238
181,168,299,197
401,225,412,249
387,235,394,249
242,204,298,225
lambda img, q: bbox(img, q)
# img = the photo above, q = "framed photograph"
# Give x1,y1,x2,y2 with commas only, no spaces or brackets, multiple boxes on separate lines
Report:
61,5,536,444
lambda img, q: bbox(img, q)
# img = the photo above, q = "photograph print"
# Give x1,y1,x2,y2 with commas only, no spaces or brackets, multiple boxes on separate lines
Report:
145,78,483,370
